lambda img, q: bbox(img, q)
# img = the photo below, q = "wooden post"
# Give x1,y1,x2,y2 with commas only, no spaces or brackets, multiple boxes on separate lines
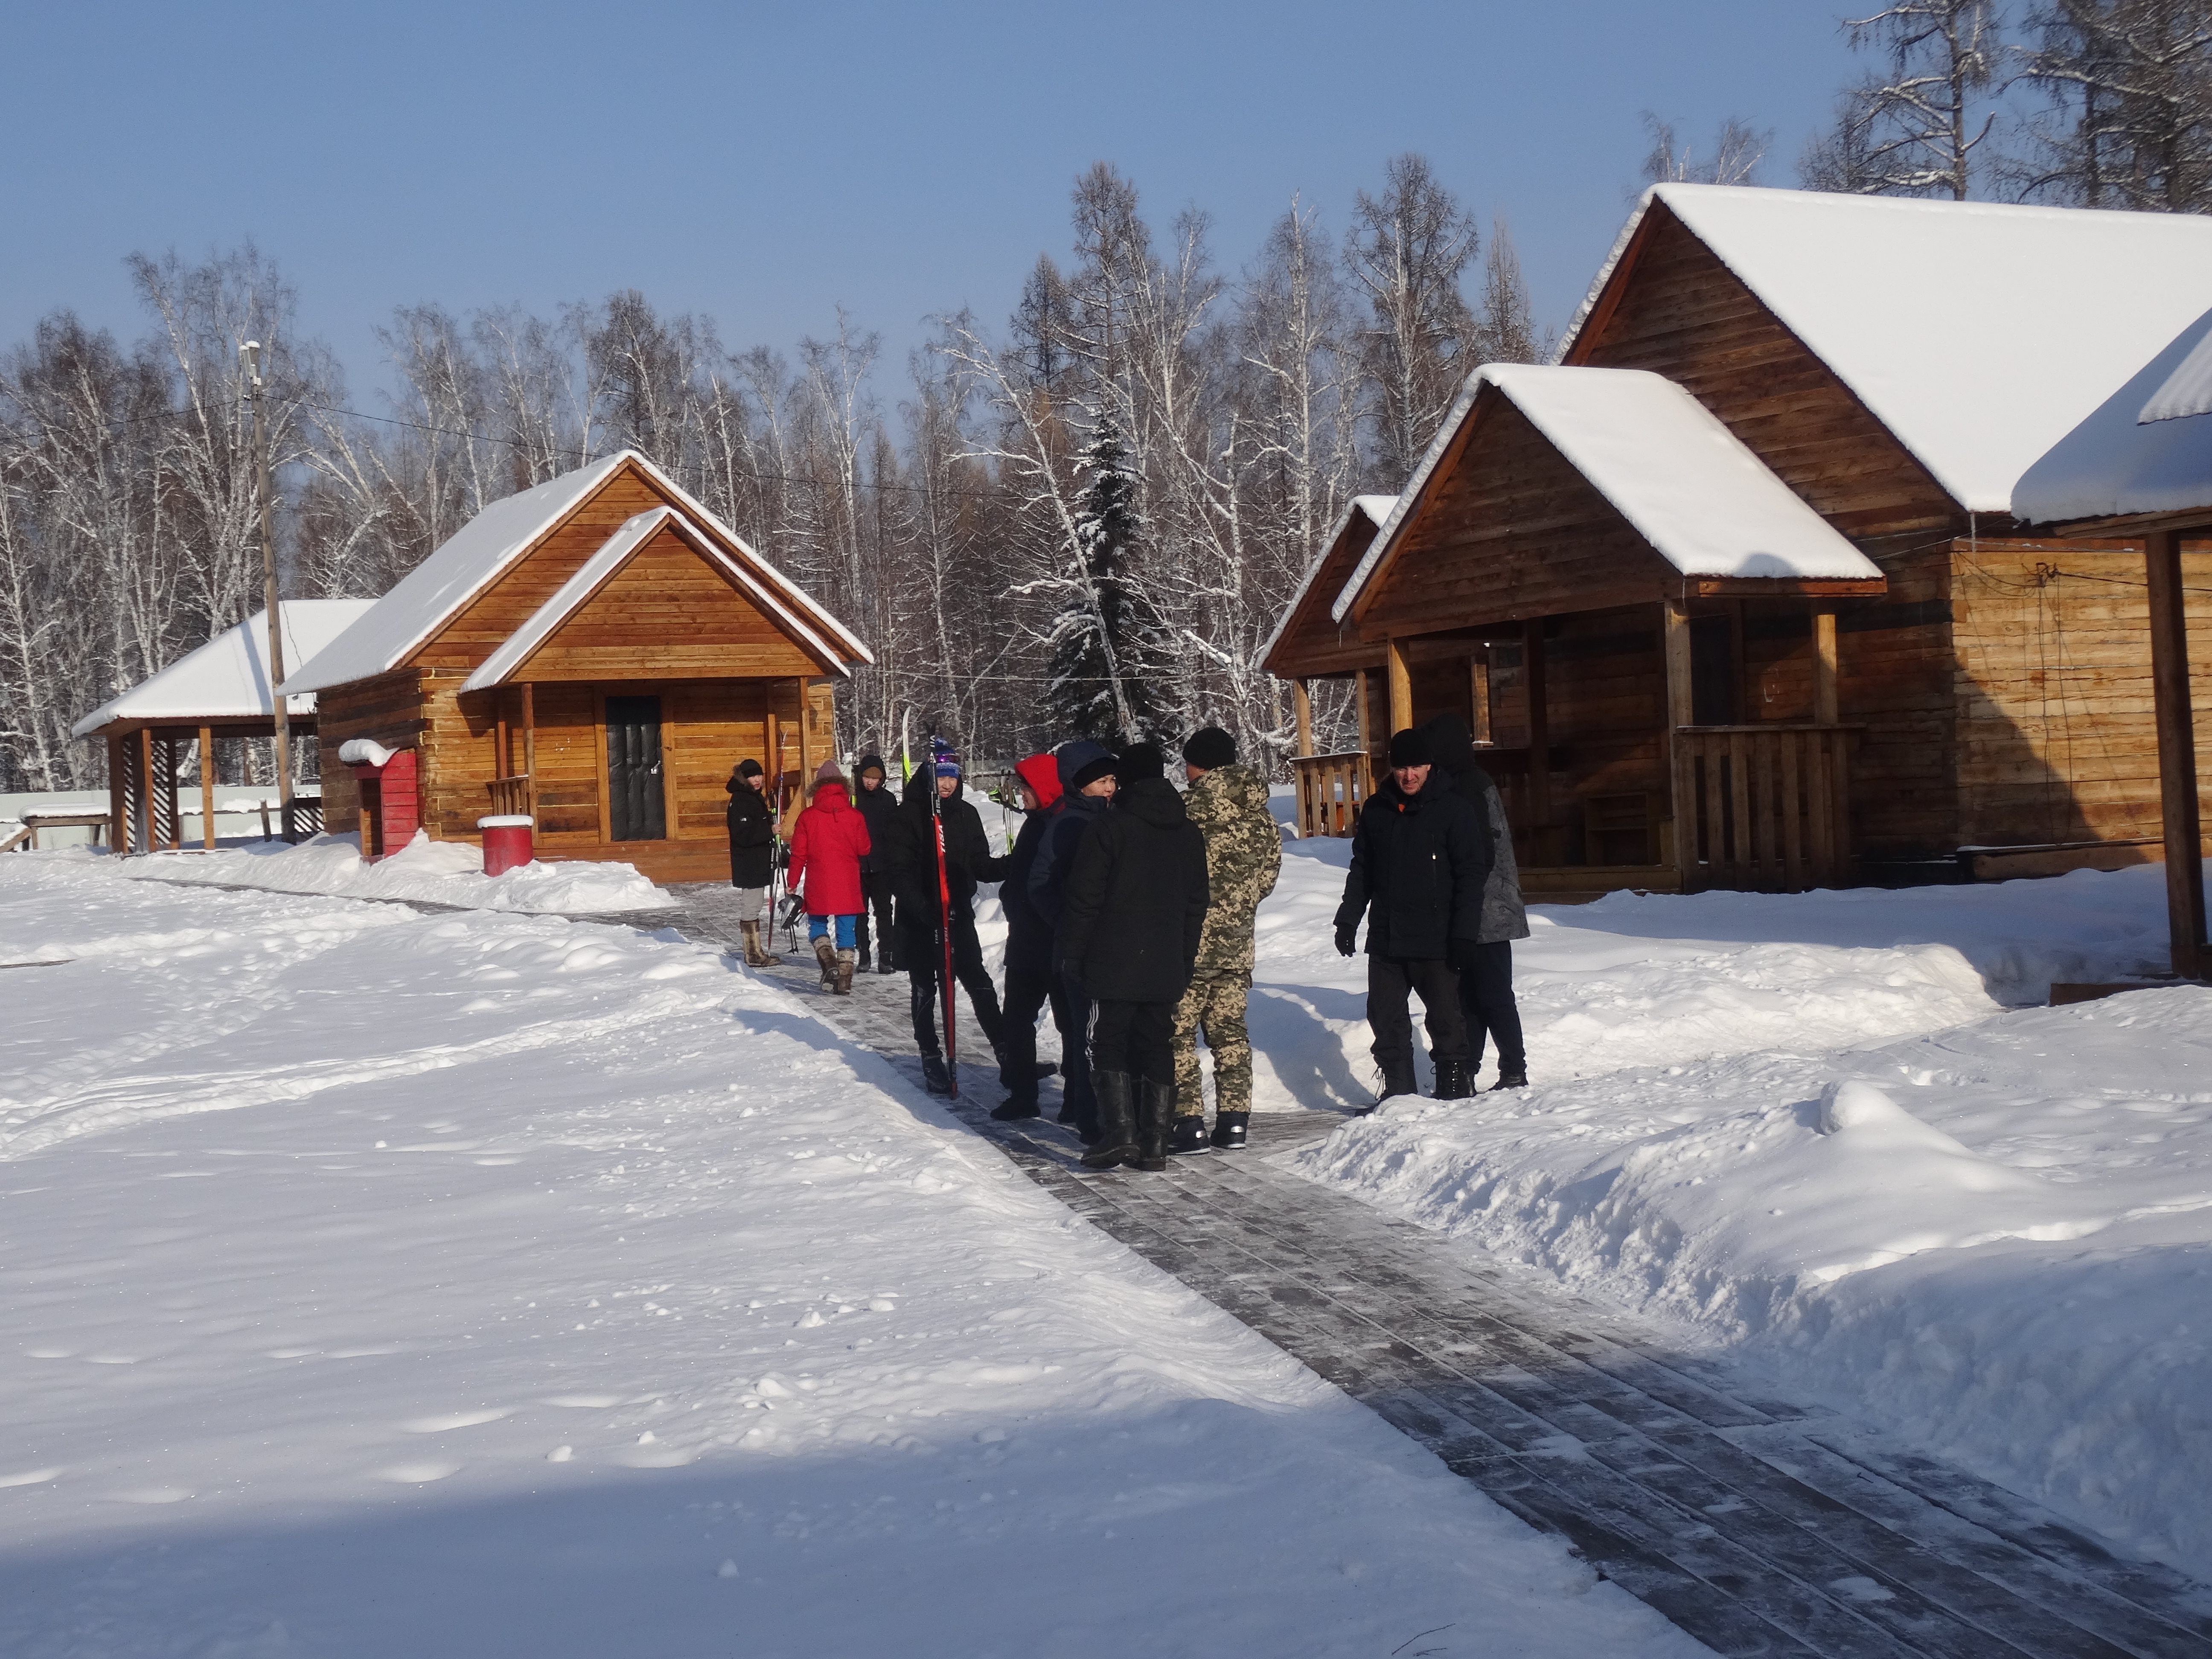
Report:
520,681,537,823
198,725,216,849
1385,637,1413,736
2145,531,2206,979
243,342,294,841
1522,618,1550,829
1469,653,1492,744
1292,679,1314,758
1813,606,1839,726
108,735,127,856
137,728,156,855
1664,601,1695,887
1354,668,1372,763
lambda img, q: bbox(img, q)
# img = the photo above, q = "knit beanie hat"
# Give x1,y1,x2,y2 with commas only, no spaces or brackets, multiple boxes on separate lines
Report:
735,758,763,779
1387,727,1434,768
933,749,963,779
815,758,843,783
1181,726,1236,771
1118,742,1167,782
854,754,887,781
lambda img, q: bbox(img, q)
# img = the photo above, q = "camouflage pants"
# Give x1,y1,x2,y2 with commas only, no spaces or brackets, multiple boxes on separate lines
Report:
1172,971,1252,1118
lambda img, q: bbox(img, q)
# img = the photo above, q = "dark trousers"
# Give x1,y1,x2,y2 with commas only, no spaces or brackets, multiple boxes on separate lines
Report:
1368,955,1469,1070
856,872,897,967
1455,940,1525,1074
903,911,1005,1059
998,952,1055,1101
1091,998,1176,1087
1056,966,1097,1137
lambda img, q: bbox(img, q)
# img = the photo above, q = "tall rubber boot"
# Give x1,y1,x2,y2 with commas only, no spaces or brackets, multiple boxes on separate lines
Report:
1080,1071,1138,1170
812,934,838,991
1134,1079,1175,1173
835,948,857,996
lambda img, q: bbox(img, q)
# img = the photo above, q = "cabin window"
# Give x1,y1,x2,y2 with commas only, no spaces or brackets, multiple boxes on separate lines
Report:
605,695,667,841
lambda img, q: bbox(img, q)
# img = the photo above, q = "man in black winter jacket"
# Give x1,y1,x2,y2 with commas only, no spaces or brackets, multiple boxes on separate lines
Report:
1417,713,1531,1090
880,753,1010,1095
1334,726,1492,1105
850,755,900,974
988,752,1067,1123
1057,743,1210,1173
1027,739,1118,1140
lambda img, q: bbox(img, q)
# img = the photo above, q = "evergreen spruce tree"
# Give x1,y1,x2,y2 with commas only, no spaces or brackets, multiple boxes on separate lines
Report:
1046,411,1174,744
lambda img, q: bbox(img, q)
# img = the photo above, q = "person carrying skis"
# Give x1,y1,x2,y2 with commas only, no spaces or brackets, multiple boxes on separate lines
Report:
1417,713,1530,1090
1026,739,1118,1141
989,752,1067,1122
883,747,1010,1096
1055,743,1210,1173
726,758,780,967
785,759,872,996
1333,727,1491,1106
1168,727,1282,1153
850,754,900,976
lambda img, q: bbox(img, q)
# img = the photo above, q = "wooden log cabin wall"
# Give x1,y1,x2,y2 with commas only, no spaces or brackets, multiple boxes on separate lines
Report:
1264,184,2212,897
285,452,869,885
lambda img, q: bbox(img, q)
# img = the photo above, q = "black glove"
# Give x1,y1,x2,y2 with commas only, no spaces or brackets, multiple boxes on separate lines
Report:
1448,937,1481,970
1334,927,1356,958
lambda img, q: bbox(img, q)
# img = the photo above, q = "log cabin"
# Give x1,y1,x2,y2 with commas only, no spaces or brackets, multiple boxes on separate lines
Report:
1267,183,2212,899
73,600,374,853
280,451,871,883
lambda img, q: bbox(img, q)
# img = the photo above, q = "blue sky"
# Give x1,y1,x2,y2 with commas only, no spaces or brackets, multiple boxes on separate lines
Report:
0,1,1863,396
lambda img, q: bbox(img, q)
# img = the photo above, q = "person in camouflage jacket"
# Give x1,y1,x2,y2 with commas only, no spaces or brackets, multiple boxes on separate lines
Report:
1170,728,1283,1153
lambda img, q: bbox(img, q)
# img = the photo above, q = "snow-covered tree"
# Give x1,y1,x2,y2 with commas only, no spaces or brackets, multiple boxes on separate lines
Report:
1801,2,2002,198
1045,411,1173,743
2014,0,2212,210
1345,154,1480,485
1639,115,1772,186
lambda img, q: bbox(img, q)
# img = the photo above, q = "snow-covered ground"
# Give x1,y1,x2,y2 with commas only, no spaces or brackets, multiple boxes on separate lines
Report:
105,829,673,914
1257,835,2212,1579
0,855,1696,1659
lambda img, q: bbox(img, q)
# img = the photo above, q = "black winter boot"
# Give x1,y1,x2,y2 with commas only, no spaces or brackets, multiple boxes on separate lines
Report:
990,1093,1041,1122
1168,1115,1212,1156
1355,1057,1420,1116
1080,1071,1138,1170
1433,1058,1472,1100
1133,1079,1174,1172
1210,1111,1249,1150
920,1055,953,1097
1491,1071,1528,1091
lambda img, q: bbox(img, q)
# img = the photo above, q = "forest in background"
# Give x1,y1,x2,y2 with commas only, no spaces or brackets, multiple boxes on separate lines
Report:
4,0,2209,794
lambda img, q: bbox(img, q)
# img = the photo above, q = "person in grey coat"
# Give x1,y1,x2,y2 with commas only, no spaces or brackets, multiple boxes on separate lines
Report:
1417,713,1530,1089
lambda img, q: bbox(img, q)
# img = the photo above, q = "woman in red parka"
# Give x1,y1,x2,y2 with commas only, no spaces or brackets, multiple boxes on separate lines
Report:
786,760,872,995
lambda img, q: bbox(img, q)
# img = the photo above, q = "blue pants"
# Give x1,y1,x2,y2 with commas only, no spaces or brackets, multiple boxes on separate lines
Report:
808,914,858,949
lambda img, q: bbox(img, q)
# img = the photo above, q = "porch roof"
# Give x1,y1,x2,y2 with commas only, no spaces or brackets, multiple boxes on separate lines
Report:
73,601,376,738
1257,494,1396,678
2013,307,2212,525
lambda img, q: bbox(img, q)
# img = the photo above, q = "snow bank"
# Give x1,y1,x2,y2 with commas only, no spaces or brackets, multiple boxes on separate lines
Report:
0,853,1696,1658
1254,843,2212,1574
114,829,674,914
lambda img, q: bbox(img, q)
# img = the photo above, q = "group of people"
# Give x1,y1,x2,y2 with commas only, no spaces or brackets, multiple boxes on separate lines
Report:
720,708,1525,1172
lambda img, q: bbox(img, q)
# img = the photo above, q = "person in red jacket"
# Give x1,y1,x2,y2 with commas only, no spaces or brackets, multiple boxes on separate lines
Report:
786,760,872,995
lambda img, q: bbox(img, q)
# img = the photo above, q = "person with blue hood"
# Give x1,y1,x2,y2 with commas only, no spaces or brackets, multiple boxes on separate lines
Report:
1026,739,1118,1141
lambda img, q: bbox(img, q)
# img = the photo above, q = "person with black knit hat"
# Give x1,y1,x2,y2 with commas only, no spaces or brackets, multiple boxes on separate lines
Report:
1056,742,1210,1172
1333,726,1492,1107
1027,739,1119,1140
726,758,780,966
850,754,900,974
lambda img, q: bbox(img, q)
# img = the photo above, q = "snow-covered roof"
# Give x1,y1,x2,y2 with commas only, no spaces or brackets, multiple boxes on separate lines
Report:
461,506,859,690
283,451,870,695
1332,367,1878,622
1565,183,2212,515
1256,494,1396,668
2012,306,2212,523
73,600,377,737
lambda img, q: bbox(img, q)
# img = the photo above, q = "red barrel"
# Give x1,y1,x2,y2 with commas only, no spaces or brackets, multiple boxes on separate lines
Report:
477,814,535,877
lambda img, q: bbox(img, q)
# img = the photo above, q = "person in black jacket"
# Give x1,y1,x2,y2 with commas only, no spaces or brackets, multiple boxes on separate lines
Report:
850,754,900,975
881,750,1011,1096
989,752,1067,1123
1333,727,1492,1106
1027,739,1118,1141
1057,743,1210,1173
725,759,780,966
1417,713,1531,1090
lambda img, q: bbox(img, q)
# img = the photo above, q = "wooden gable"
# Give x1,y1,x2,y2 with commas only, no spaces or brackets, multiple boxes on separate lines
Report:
1351,388,1679,640
1565,201,1959,538
1262,509,1387,678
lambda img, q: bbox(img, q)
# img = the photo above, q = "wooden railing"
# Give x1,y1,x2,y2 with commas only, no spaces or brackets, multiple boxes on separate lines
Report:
1674,725,1856,891
1291,751,1372,838
487,774,533,818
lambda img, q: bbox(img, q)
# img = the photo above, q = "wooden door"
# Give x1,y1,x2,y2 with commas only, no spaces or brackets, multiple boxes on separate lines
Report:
605,695,667,841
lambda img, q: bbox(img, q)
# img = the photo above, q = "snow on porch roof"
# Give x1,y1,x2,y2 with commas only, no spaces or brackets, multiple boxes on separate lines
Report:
1331,367,1878,623
1255,493,1397,666
73,600,377,737
461,506,857,690
2012,304,2212,524
1565,184,2212,516
282,451,870,696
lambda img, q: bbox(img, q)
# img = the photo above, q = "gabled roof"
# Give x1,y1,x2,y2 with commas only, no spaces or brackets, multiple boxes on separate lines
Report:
1565,184,2212,515
73,600,377,737
1257,494,1395,674
2012,306,2212,524
461,506,860,689
282,451,870,694
1333,367,1878,624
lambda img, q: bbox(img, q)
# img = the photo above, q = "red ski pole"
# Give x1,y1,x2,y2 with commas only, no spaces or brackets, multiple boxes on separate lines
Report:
928,736,959,1098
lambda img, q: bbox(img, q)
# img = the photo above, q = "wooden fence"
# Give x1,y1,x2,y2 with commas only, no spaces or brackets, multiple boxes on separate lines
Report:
487,774,533,819
1290,752,1372,838
1673,725,1856,891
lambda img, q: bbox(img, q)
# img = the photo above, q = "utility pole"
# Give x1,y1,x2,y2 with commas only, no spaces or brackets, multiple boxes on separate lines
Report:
242,340,294,841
